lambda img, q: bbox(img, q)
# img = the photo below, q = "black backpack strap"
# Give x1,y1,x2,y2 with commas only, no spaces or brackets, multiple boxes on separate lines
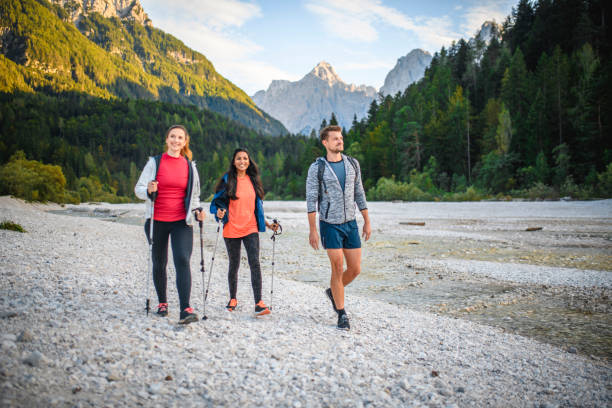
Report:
147,154,163,201
153,154,162,179
317,158,327,211
184,158,193,213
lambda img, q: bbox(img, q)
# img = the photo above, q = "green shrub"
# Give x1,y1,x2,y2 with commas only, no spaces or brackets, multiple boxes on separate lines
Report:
473,151,518,193
522,182,559,200
597,163,612,197
443,186,484,201
517,165,537,188
451,174,467,192
0,220,26,232
76,175,130,203
0,151,66,203
63,190,81,204
367,177,433,201
409,168,436,194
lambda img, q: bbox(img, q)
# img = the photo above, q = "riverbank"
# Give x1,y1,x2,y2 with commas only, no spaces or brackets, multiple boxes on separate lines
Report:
0,196,610,407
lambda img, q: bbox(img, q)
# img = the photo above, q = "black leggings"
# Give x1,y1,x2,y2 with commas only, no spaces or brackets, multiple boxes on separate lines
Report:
224,232,262,304
145,219,193,311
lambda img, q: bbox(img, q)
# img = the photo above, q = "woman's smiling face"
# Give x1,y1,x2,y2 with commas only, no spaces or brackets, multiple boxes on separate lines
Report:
234,151,250,173
166,128,186,156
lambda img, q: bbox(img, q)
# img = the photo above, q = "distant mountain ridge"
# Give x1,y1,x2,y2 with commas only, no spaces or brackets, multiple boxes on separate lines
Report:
379,49,432,96
252,62,376,134
0,0,287,135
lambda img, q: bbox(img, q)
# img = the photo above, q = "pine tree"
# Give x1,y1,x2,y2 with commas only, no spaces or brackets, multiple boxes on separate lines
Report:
329,112,338,126
496,105,513,155
501,48,534,164
568,43,599,178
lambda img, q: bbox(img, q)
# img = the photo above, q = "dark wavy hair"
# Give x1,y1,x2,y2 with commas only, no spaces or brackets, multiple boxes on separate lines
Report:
215,148,264,200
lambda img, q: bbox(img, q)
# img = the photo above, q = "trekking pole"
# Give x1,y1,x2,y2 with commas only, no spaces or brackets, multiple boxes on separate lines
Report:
146,185,157,316
201,219,222,320
269,218,282,311
192,208,207,320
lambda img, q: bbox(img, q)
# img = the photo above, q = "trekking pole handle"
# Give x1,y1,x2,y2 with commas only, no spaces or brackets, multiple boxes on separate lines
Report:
148,180,158,202
192,207,204,227
270,218,282,239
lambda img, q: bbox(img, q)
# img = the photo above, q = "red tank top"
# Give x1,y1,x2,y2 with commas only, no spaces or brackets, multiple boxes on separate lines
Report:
153,153,188,222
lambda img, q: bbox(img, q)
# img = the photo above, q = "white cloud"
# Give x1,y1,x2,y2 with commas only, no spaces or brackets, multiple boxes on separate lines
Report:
305,3,378,42
412,16,458,51
142,0,261,29
305,0,460,50
168,20,255,58
224,61,300,95
141,0,292,94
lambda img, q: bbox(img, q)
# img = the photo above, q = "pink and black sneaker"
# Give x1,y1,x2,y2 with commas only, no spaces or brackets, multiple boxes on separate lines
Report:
156,303,168,317
178,307,198,324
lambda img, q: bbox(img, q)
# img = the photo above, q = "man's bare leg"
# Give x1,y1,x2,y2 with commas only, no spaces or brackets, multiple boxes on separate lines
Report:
342,248,361,287
327,249,345,310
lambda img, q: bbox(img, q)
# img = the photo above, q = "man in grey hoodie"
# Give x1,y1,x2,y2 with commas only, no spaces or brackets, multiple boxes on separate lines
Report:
306,125,371,330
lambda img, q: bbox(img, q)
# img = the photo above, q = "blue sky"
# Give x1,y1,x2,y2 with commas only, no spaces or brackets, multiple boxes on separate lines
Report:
140,0,516,95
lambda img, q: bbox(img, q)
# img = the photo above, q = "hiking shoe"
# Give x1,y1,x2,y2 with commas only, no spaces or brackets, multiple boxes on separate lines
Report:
337,313,350,331
325,288,338,312
226,298,237,312
178,307,198,325
254,300,270,317
156,303,168,317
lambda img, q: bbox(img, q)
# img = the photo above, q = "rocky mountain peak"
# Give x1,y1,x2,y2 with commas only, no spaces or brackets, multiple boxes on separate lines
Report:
51,0,152,26
252,63,376,134
380,48,432,96
308,61,342,86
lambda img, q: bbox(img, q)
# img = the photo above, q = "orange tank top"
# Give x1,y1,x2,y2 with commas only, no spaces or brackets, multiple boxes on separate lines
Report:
223,176,258,238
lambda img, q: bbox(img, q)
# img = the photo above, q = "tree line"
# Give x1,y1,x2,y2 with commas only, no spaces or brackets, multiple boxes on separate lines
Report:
342,0,611,200
0,91,321,203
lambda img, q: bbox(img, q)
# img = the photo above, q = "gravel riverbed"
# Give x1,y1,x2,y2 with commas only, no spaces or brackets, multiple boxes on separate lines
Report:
0,196,610,407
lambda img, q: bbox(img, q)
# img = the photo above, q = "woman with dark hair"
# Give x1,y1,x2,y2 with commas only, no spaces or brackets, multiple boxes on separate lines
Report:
210,148,278,316
135,124,204,325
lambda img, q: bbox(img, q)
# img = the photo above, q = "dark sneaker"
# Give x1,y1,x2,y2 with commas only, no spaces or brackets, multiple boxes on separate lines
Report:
156,303,168,317
178,307,198,325
254,300,270,317
337,313,350,331
325,288,338,312
226,298,237,312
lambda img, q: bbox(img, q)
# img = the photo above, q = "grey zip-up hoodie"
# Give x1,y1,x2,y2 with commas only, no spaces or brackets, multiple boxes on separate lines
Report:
134,156,201,226
306,154,368,224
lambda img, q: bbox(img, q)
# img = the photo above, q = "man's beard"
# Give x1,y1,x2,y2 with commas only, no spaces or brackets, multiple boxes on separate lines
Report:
329,146,343,153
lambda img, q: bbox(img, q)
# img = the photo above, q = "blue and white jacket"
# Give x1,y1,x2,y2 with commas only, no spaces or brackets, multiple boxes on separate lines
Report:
306,154,368,224
209,173,266,233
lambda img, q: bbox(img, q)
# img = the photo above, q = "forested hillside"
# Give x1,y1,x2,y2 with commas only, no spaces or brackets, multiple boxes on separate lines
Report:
0,0,287,135
0,92,316,203
345,0,611,200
